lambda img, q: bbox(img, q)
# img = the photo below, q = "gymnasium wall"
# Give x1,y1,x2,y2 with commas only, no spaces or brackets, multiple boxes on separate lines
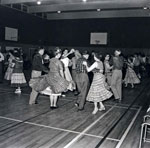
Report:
0,5,49,45
0,5,150,57
47,18,150,49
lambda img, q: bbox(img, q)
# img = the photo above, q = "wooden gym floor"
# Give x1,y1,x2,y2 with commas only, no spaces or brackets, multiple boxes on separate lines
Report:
0,78,150,148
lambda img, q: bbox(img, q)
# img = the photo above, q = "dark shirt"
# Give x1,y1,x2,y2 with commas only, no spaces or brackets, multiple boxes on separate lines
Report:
113,56,123,70
76,57,88,73
12,58,23,73
32,53,47,72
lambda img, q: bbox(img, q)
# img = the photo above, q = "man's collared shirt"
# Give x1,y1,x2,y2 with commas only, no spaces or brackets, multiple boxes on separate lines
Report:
113,56,123,70
76,57,87,73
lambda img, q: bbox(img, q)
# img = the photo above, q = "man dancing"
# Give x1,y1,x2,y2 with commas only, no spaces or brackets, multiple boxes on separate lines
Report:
111,49,123,102
75,51,90,111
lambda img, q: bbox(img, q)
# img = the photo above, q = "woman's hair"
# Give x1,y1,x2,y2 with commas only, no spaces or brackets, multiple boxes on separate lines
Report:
13,48,21,58
62,48,68,53
52,47,62,57
94,52,103,61
104,53,110,59
128,56,133,63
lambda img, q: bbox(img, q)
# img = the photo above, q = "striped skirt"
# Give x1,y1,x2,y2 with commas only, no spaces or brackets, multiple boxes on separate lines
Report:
87,73,112,102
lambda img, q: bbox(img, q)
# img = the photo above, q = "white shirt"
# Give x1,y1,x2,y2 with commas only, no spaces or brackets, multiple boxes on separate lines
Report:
61,57,70,67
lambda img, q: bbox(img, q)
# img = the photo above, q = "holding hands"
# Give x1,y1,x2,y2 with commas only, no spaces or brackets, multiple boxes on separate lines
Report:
83,61,87,66
70,48,75,54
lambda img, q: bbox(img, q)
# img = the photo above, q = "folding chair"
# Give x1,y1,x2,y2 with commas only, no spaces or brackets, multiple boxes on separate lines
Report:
139,113,150,148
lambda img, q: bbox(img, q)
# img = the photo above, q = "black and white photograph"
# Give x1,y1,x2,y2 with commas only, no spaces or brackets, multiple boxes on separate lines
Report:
0,0,150,148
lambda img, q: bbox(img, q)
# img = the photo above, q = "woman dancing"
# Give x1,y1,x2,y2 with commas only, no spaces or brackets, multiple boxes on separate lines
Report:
30,47,70,108
83,53,112,114
61,48,75,91
124,56,140,88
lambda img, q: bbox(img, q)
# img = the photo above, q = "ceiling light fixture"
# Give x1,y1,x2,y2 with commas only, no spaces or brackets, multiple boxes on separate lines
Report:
143,7,148,10
37,1,41,5
97,8,101,12
82,0,87,2
57,11,61,13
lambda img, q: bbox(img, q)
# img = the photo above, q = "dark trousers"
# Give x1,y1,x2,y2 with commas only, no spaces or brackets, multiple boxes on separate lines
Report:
76,73,89,109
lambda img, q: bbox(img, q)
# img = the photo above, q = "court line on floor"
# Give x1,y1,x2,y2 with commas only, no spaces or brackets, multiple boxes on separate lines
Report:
0,116,24,122
105,104,140,110
25,121,120,142
83,133,120,142
63,104,116,148
94,79,149,148
115,106,142,148
0,100,73,136
0,106,120,143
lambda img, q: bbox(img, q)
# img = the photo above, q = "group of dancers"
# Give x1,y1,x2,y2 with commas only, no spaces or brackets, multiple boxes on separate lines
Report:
28,47,143,115
3,48,26,93
1,46,147,114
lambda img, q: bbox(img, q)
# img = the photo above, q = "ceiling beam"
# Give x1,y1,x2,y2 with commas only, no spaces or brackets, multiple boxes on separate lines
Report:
1,0,45,4
1,0,126,4
47,9,150,20
1,0,148,5
28,1,148,13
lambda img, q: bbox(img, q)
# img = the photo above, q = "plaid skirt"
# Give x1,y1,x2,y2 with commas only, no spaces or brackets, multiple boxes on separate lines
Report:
11,73,27,87
29,72,69,94
86,73,112,102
